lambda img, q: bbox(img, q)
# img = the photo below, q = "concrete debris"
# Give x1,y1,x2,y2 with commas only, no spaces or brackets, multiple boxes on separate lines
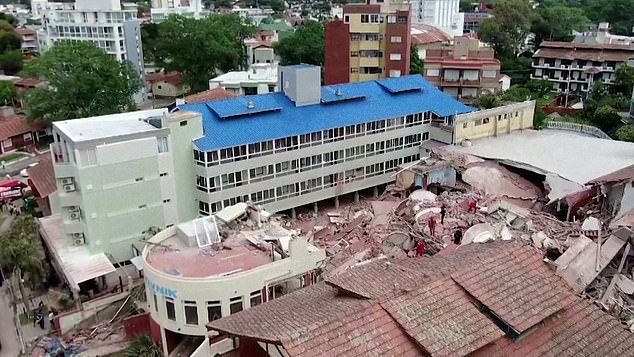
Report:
616,274,634,295
409,189,437,202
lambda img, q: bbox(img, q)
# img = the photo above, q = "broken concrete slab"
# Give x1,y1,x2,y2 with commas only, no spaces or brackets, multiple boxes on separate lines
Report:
557,234,628,293
463,223,494,244
616,274,634,294
531,232,548,249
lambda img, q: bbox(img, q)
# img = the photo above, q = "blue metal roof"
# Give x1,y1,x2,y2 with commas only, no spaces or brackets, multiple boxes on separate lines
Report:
376,76,424,93
320,86,366,103
206,95,282,118
179,75,475,151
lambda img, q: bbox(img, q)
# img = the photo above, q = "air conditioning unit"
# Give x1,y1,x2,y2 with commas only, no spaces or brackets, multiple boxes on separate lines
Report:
73,236,85,245
63,184,76,192
61,177,74,185
68,205,80,213
69,212,80,220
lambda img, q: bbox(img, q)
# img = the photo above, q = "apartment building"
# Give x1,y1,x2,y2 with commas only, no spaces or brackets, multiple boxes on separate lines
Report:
324,0,411,85
532,41,634,96
15,27,39,53
142,211,326,356
43,108,200,266
150,0,204,21
39,0,146,101
409,0,464,37
182,65,473,216
424,36,501,98
463,11,490,35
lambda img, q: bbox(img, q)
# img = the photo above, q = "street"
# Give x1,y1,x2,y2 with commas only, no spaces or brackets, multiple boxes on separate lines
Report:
0,287,20,357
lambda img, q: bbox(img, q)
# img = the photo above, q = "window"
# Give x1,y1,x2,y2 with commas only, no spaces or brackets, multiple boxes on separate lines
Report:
207,301,222,322
2,138,12,148
157,137,168,153
79,149,97,166
390,53,401,61
250,290,262,307
390,36,402,43
23,132,32,141
344,15,349,23
397,16,408,23
483,118,490,124
153,294,158,313
475,119,483,126
463,122,468,128
179,120,187,127
230,296,243,314
184,301,198,325
350,51,359,57
361,14,369,23
351,67,359,73
389,69,402,77
165,298,175,321
387,15,396,23
199,201,210,214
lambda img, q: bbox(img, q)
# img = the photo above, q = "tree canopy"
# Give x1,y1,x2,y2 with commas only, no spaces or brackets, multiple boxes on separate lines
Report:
0,80,16,105
613,64,634,97
22,41,142,122
530,2,589,45
152,15,255,92
410,45,424,75
274,21,325,66
582,0,634,36
616,125,634,142
478,0,532,58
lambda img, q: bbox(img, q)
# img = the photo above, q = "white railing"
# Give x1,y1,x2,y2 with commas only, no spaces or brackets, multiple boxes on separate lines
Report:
546,121,612,140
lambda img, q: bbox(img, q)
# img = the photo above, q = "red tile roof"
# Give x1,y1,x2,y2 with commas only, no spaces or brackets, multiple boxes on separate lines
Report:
0,115,42,141
27,154,56,198
410,24,452,46
382,277,504,356
14,78,46,88
451,245,576,333
14,27,36,36
283,304,421,357
534,41,634,62
184,88,235,104
208,242,634,357
146,71,183,86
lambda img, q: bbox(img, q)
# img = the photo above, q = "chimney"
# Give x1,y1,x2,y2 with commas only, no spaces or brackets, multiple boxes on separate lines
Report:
278,65,321,107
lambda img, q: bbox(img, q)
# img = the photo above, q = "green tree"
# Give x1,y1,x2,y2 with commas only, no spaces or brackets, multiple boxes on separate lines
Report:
154,15,255,92
127,335,162,357
21,41,142,122
0,13,18,27
459,0,475,12
410,45,424,75
275,21,324,66
582,0,634,36
141,22,160,63
0,215,49,313
0,80,16,105
533,107,548,129
0,49,23,75
270,0,285,12
0,20,21,54
616,125,634,142
613,64,634,97
591,105,622,132
474,93,501,109
524,79,553,97
531,3,589,46
479,0,533,58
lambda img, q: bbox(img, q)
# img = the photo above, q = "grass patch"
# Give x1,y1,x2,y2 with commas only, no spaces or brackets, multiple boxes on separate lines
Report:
0,152,27,163
18,312,32,325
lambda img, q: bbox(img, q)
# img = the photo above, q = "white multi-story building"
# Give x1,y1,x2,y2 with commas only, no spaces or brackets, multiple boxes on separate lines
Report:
209,47,279,96
39,0,146,101
150,0,204,21
142,211,326,356
410,0,464,37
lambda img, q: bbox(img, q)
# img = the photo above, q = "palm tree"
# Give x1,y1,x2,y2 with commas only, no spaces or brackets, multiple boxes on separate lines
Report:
0,215,48,313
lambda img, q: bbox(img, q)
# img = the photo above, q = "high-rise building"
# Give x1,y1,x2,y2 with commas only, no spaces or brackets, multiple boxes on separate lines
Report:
39,0,146,101
325,0,412,85
409,0,464,37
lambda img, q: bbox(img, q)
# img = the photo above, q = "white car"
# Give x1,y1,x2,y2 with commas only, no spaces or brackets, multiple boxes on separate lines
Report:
19,163,38,178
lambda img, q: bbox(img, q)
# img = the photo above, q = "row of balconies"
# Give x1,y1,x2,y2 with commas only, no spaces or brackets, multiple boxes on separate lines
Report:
532,63,615,71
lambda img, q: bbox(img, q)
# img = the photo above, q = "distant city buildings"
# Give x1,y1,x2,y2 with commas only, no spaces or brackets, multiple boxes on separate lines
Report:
14,27,39,53
149,0,204,22
532,41,634,97
423,36,503,99
409,0,464,37
324,0,412,85
410,23,452,60
38,0,146,102
208,47,278,96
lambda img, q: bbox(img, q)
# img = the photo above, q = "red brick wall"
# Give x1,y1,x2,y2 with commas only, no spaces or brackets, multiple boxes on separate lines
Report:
385,10,411,78
325,20,351,85
124,312,151,338
149,315,163,348
2,132,34,154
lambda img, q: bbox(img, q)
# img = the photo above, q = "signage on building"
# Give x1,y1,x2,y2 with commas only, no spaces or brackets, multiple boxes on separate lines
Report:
147,280,177,299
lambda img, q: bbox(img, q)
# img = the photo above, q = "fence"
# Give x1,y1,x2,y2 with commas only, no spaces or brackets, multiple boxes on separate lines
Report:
546,121,612,140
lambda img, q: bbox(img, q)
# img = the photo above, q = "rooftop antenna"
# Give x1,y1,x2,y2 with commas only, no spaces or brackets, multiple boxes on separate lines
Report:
247,100,255,109
335,88,343,96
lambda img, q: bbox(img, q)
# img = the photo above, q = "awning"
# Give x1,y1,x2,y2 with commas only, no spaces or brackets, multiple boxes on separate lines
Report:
38,215,116,291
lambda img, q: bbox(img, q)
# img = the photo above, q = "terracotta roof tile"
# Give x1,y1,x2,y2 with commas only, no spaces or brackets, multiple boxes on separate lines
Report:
451,245,575,333
382,277,504,356
208,282,371,343
283,304,421,357
27,154,56,198
410,24,452,45
146,71,183,86
184,87,235,104
0,115,41,140
533,42,634,62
